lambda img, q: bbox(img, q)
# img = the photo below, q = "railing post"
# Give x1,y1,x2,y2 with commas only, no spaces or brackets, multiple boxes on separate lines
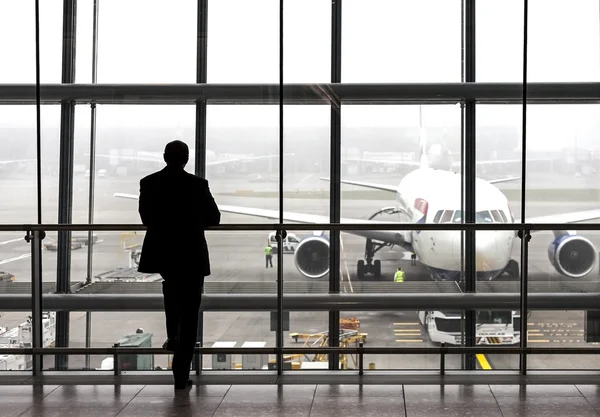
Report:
440,342,446,375
519,228,531,375
113,343,120,376
358,341,364,375
194,342,201,375
26,229,44,375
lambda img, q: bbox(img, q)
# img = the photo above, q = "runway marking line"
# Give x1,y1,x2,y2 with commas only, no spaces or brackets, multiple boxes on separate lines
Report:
0,238,24,246
394,330,421,333
394,333,422,337
527,340,550,343
476,354,492,370
395,339,423,343
527,333,545,337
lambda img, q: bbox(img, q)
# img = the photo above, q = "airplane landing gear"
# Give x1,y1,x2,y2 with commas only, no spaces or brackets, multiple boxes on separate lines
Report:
356,238,388,279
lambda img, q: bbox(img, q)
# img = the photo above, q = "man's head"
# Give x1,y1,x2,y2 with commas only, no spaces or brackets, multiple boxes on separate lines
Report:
163,140,189,168
398,268,402,271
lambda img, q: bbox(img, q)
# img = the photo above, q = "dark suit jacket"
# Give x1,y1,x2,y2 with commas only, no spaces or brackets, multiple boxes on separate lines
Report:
137,166,221,278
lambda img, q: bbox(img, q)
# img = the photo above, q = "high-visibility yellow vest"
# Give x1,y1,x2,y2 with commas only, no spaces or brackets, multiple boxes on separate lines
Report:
265,246,273,256
394,270,404,282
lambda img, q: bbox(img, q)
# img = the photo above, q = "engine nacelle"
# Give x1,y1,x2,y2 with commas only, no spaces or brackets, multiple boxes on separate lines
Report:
548,234,597,278
294,235,330,279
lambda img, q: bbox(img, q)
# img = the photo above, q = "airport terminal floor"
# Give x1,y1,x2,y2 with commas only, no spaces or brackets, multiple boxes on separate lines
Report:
5,377,600,417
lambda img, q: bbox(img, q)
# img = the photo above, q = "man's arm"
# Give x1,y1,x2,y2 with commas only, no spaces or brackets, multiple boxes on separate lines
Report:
138,179,156,227
203,180,221,228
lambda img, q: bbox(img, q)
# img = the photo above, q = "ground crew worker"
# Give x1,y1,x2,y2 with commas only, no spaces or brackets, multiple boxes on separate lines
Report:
265,244,273,268
394,267,404,282
410,253,416,266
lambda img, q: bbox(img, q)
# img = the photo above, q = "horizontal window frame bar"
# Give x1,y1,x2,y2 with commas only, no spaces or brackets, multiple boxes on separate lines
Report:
0,223,599,232
1,347,600,356
2,293,599,311
1,83,600,104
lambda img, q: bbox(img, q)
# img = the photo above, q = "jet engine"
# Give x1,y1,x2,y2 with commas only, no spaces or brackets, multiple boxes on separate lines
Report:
548,234,597,278
294,235,330,279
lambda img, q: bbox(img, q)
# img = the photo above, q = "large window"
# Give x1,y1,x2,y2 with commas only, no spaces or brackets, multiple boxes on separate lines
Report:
2,0,600,375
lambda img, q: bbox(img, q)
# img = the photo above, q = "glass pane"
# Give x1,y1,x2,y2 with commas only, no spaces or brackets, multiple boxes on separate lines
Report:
208,0,278,83
284,0,331,83
206,105,280,213
0,1,62,83
98,0,197,82
342,0,461,82
96,105,196,223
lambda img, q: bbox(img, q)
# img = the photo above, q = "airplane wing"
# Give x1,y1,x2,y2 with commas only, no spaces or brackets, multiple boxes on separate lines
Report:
319,177,397,193
218,205,412,250
345,157,420,167
0,159,36,165
112,193,412,251
114,193,139,200
93,154,162,163
522,209,600,226
488,177,520,185
206,153,294,167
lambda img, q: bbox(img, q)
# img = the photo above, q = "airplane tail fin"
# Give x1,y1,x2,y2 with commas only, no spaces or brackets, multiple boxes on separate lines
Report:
418,106,429,169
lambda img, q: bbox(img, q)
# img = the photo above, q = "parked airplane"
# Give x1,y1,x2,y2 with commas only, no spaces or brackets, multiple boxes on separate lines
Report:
115,140,600,282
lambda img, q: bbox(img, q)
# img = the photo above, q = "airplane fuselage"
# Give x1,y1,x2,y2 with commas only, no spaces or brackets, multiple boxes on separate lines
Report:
394,168,515,281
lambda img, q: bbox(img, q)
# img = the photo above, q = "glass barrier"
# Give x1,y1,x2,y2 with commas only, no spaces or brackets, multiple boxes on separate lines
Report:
527,227,600,371
2,224,600,373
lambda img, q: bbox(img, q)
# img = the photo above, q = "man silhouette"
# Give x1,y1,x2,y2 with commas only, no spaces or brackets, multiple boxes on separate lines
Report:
137,140,220,390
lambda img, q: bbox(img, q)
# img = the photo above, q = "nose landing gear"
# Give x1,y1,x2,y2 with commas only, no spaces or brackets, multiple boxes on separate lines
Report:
357,238,389,279
356,206,406,280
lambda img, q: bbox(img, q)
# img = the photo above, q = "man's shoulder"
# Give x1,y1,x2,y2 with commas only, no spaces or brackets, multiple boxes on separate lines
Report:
184,172,208,186
140,171,163,185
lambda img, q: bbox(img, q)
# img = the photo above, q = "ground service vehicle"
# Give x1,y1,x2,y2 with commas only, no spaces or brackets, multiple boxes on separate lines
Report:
267,232,301,253
418,310,520,345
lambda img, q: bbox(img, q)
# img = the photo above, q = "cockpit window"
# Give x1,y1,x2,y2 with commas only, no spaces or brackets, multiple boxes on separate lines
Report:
452,211,462,223
433,210,443,223
491,210,503,223
440,210,453,223
499,211,508,223
448,210,495,223
476,211,494,223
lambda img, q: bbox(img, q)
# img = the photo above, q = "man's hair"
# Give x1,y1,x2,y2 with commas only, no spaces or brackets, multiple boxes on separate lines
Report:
163,140,189,167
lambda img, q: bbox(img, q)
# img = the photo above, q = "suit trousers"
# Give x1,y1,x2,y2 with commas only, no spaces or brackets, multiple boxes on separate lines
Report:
161,274,204,383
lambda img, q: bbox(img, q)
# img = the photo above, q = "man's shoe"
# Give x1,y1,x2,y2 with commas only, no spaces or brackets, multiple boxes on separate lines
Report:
174,379,193,390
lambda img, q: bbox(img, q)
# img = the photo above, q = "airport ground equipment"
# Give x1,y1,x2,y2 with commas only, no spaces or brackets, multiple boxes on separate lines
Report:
267,231,300,253
121,232,143,267
418,310,521,345
94,267,160,283
0,312,55,370
212,341,236,370
287,329,367,369
241,341,267,369
116,330,154,371
0,271,15,281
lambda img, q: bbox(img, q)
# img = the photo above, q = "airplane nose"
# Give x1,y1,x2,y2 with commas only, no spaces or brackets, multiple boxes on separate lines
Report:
476,231,498,271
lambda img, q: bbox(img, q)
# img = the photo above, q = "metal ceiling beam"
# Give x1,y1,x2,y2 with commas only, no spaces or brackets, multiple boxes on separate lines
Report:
1,83,600,104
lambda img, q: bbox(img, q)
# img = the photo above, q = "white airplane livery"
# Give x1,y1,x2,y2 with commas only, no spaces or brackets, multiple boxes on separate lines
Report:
114,140,600,282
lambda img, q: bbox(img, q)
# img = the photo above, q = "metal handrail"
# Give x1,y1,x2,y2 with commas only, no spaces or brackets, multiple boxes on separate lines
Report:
0,222,600,232
4,346,600,356
3,293,600,312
